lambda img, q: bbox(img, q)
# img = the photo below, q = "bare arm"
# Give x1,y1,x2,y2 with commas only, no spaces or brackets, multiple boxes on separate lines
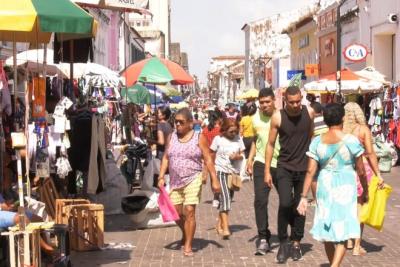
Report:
361,126,383,184
264,112,280,187
355,155,368,203
246,140,256,175
297,157,318,215
307,106,315,139
157,130,165,146
157,135,171,188
199,134,221,193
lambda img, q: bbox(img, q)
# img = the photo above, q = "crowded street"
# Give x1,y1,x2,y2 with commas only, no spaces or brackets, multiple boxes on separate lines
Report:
1,0,400,267
71,167,400,267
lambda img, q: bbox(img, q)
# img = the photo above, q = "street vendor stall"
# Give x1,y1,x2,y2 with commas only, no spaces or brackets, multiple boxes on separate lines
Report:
0,0,97,266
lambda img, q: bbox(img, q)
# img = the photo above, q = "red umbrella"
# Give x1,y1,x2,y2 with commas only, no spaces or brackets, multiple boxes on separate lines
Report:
121,57,194,87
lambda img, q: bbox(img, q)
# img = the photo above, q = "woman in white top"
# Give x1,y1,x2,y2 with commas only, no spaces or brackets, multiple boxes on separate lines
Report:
210,118,245,239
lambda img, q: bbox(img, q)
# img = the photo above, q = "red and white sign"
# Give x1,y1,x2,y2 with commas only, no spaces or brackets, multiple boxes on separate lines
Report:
343,43,368,62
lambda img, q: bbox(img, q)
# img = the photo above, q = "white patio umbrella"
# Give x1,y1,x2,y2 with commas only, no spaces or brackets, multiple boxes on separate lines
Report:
355,66,390,84
304,68,383,94
304,79,383,93
59,62,122,88
5,49,67,77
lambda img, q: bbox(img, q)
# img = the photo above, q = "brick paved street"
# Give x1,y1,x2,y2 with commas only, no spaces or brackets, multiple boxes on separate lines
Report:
71,166,400,267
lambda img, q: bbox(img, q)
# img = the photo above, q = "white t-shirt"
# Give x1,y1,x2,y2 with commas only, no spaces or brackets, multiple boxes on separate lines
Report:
210,135,245,174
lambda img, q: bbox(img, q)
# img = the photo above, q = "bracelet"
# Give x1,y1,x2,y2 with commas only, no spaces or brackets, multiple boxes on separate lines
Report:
158,177,165,181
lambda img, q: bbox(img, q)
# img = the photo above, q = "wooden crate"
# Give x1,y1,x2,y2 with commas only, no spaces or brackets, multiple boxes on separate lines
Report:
63,204,104,251
39,178,60,220
55,199,90,224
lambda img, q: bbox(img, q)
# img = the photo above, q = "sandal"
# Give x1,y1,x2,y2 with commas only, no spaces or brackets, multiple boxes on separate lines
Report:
183,250,194,257
216,225,223,236
352,246,367,256
346,239,354,250
222,230,231,239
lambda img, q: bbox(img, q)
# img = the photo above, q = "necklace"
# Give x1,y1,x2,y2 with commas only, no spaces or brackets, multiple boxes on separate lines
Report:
178,130,194,143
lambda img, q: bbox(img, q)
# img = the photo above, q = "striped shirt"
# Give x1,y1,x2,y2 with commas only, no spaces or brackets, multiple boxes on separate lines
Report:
313,115,328,136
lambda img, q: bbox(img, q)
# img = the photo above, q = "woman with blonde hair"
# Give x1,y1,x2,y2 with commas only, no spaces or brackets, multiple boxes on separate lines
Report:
343,102,384,256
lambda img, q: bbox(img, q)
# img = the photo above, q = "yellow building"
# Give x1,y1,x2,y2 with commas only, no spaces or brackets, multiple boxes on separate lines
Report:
283,10,319,84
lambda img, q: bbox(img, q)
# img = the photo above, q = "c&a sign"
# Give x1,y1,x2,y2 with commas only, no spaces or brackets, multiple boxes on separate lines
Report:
343,43,368,62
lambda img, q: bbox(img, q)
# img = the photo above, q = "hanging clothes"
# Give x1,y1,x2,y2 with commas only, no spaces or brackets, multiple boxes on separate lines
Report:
0,62,12,116
29,77,47,118
87,115,106,194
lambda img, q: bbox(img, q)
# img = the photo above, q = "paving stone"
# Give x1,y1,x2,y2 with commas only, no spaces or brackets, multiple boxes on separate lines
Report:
71,166,400,266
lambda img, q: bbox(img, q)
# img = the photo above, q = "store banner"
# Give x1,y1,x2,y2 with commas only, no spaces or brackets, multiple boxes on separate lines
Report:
72,0,149,11
287,70,306,80
305,64,319,77
104,0,148,9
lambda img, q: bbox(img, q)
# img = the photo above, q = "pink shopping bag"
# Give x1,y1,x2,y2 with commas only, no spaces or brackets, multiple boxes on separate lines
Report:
158,187,179,222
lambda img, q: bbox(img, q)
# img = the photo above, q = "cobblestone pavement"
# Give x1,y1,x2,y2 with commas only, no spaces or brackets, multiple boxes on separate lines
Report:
71,166,400,267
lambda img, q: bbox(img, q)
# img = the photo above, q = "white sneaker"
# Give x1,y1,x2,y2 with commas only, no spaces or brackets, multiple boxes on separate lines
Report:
212,199,219,208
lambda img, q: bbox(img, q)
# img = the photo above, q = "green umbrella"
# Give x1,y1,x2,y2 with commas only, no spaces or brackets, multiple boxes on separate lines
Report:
121,84,151,105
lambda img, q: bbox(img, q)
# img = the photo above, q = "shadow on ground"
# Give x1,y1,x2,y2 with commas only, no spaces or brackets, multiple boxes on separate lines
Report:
230,224,252,233
362,239,385,253
70,249,131,266
165,238,224,251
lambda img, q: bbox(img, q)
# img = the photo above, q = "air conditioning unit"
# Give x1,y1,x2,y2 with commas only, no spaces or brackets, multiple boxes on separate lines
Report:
388,13,398,24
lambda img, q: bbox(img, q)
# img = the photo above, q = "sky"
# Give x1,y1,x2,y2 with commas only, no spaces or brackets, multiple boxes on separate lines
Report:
171,0,315,83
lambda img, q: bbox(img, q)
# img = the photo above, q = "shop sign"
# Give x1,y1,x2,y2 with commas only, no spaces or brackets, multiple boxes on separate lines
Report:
305,64,319,77
343,43,368,62
105,0,148,10
287,70,306,80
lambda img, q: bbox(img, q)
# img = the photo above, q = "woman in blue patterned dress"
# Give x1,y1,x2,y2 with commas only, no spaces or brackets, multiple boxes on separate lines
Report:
297,103,368,267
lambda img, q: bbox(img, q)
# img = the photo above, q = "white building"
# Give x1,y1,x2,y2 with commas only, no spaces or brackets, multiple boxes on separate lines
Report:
209,56,245,105
129,0,171,58
242,7,314,89
340,0,400,81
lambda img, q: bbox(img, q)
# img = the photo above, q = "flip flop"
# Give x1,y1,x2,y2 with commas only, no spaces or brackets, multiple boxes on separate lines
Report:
352,246,367,256
216,225,223,236
183,250,194,257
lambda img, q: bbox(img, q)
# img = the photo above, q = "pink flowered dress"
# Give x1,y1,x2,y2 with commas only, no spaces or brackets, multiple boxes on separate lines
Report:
167,131,203,190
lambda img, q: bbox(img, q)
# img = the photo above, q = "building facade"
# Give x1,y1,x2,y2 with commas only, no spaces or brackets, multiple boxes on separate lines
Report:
284,9,319,84
208,56,245,105
242,7,315,89
129,0,171,59
317,2,338,76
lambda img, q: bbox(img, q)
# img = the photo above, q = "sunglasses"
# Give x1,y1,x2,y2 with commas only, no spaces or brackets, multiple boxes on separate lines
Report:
174,119,186,125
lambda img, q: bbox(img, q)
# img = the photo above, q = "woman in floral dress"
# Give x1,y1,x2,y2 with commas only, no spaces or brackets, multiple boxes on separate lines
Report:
297,103,368,267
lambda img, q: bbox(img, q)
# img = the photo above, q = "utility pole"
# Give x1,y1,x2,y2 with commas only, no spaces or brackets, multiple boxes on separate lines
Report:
336,0,347,102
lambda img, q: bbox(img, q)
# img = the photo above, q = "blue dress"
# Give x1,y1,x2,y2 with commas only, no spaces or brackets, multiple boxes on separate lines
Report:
307,134,364,242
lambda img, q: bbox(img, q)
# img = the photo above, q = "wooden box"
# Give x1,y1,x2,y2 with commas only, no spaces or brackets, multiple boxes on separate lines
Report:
63,204,104,251
55,199,90,224
39,178,60,220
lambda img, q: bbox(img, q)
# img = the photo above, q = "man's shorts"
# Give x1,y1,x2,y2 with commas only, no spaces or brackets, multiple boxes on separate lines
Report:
169,174,202,206
0,211,16,228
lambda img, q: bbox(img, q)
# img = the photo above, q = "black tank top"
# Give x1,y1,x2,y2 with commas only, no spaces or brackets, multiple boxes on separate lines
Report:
278,106,312,171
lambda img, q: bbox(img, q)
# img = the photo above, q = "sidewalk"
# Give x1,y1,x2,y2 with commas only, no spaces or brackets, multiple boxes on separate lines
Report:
71,166,400,267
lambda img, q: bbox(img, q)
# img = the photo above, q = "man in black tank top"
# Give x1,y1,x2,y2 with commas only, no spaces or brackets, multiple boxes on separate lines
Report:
264,86,314,264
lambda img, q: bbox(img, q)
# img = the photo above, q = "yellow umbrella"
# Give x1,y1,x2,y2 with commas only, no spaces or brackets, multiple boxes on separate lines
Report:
237,88,259,100
0,0,97,43
157,84,182,96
